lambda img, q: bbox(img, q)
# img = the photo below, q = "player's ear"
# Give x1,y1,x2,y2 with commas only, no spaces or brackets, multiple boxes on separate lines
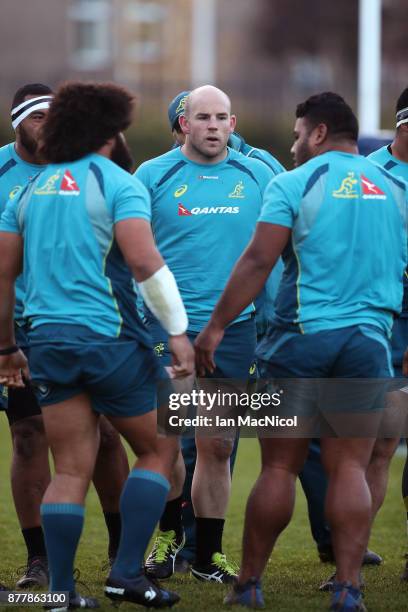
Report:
230,114,237,132
179,115,189,134
313,123,329,146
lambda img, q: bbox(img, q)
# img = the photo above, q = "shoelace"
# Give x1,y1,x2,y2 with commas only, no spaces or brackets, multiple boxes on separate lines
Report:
212,553,239,576
16,559,47,579
72,568,90,594
150,532,177,563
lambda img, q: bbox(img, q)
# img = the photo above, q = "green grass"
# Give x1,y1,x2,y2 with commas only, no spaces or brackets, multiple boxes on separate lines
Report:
1,412,407,610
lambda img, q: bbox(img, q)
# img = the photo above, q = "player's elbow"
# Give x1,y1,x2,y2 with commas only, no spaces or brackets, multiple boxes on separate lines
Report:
128,249,166,283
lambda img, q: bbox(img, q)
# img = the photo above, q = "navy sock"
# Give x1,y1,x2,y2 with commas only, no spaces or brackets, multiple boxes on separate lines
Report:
196,517,225,566
159,495,183,540
22,526,47,562
103,512,122,560
111,469,170,580
41,503,84,596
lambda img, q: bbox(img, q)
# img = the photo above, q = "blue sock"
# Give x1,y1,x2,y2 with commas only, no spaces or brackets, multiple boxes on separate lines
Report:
111,469,170,580
41,503,84,596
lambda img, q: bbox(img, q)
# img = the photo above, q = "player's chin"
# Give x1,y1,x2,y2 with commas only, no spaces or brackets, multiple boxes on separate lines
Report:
203,142,223,157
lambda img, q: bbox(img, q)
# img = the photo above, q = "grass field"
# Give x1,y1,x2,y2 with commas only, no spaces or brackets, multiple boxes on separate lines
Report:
1,413,407,611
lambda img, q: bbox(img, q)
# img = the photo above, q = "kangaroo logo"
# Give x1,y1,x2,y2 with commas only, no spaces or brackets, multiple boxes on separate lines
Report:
332,172,358,199
176,95,188,114
229,181,245,199
154,342,165,357
35,172,61,196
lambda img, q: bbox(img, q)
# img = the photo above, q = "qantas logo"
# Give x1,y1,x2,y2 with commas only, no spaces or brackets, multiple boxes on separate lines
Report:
361,175,386,199
178,204,192,216
178,203,239,215
59,170,80,196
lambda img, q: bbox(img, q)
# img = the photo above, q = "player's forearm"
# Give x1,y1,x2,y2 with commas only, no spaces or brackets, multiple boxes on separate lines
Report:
139,265,188,336
0,278,16,347
210,252,273,330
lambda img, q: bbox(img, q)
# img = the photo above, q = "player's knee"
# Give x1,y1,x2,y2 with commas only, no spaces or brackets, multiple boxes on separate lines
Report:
11,417,47,462
198,437,234,463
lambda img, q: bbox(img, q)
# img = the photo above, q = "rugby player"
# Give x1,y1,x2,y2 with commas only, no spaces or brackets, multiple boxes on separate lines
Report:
166,90,381,576
0,83,53,587
195,92,407,609
369,86,408,581
0,84,132,587
0,81,194,609
136,85,274,583
153,90,286,576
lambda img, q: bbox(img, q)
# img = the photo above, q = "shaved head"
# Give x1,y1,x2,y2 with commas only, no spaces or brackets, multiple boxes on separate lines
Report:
180,85,236,164
184,85,232,119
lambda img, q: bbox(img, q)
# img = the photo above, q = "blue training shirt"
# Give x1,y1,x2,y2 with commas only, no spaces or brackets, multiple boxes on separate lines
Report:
0,153,152,344
135,146,274,332
368,144,408,319
259,150,408,336
227,132,286,334
0,143,46,323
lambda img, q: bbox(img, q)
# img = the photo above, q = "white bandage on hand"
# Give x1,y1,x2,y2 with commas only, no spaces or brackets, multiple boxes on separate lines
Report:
139,265,188,336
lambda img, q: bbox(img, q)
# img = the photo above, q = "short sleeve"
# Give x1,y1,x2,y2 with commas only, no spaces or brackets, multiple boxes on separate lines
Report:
134,162,151,190
0,197,20,234
113,177,152,224
258,174,299,229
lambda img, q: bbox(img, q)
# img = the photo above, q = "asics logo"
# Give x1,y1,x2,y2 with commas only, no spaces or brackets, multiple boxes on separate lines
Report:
144,587,157,601
174,184,188,197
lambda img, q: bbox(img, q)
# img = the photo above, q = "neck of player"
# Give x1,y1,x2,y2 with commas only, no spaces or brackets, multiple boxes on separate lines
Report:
181,142,228,165
14,141,46,165
324,141,359,156
390,136,408,164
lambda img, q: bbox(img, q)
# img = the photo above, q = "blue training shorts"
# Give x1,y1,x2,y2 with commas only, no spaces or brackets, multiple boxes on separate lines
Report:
28,324,163,417
257,324,393,418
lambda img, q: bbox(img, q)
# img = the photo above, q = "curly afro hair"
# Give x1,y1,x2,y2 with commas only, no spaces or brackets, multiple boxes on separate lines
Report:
41,81,134,162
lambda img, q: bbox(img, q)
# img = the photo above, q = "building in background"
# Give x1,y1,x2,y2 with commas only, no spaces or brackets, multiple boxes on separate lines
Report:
0,0,406,160
0,0,192,102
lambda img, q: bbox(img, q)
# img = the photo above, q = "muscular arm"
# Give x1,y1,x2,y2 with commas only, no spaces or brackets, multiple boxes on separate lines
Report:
114,218,165,281
0,232,28,387
0,232,23,347
115,217,194,376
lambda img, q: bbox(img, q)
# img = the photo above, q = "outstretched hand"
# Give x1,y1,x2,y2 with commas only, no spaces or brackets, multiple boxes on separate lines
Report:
194,324,225,376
